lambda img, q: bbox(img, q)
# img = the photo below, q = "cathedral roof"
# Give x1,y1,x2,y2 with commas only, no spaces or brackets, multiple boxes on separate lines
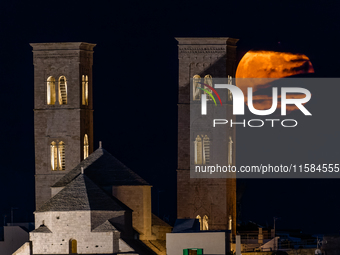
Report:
92,220,118,232
36,173,131,213
52,147,149,188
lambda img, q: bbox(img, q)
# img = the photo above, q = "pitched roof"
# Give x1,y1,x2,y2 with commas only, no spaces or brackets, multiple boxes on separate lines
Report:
92,220,118,232
31,224,52,233
52,148,149,188
36,173,131,213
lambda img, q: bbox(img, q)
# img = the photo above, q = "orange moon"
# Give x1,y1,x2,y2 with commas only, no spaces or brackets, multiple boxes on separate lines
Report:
235,50,314,112
236,50,314,79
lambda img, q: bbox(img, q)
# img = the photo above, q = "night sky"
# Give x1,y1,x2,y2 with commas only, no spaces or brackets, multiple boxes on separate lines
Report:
0,0,340,235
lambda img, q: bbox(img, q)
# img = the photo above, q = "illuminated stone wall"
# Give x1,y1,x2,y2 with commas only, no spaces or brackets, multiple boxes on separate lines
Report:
31,43,95,209
31,211,120,254
112,185,155,240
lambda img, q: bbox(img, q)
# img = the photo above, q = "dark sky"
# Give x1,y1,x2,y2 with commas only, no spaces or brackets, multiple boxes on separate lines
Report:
0,0,340,234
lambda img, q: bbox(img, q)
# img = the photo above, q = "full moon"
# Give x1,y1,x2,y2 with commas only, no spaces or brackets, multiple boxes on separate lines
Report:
235,50,314,112
236,50,314,79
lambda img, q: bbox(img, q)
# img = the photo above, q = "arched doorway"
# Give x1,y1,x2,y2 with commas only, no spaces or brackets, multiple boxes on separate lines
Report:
69,239,77,254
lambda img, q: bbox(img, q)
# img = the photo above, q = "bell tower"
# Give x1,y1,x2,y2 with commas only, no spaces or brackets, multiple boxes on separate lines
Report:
31,42,95,209
176,38,238,234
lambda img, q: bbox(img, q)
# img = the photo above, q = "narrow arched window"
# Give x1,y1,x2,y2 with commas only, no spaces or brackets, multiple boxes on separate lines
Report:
203,135,210,164
228,136,233,165
69,239,77,254
82,75,89,106
204,75,213,101
195,135,210,165
58,76,67,105
82,75,85,105
58,141,65,170
228,215,232,231
47,76,56,105
203,215,209,230
228,75,233,102
50,141,57,170
84,134,89,159
194,135,202,165
193,75,201,101
196,215,202,230
85,75,88,105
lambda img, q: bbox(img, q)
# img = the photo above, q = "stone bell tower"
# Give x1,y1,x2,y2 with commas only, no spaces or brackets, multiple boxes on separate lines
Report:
176,38,238,234
31,42,95,209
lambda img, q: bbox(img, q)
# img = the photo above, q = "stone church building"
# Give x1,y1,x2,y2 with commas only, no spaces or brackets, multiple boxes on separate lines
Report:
13,38,238,254
14,42,172,255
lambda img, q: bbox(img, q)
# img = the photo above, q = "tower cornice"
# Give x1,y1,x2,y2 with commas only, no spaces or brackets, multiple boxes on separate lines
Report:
30,42,96,52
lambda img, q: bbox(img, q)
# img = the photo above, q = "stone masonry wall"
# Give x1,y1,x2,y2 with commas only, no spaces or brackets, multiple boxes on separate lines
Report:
112,185,154,240
31,211,119,254
176,38,238,234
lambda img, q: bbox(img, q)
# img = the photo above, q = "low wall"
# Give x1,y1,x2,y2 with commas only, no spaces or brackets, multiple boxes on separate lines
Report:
241,248,317,255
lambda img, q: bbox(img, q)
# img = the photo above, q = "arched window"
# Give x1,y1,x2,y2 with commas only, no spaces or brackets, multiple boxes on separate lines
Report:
194,135,210,165
47,76,56,105
196,215,202,230
50,141,65,171
203,75,213,101
193,75,201,101
84,134,89,159
82,75,88,105
50,141,57,170
203,135,210,165
194,135,202,165
58,76,67,105
203,215,209,230
69,239,77,254
58,141,65,170
228,75,233,101
228,136,233,165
